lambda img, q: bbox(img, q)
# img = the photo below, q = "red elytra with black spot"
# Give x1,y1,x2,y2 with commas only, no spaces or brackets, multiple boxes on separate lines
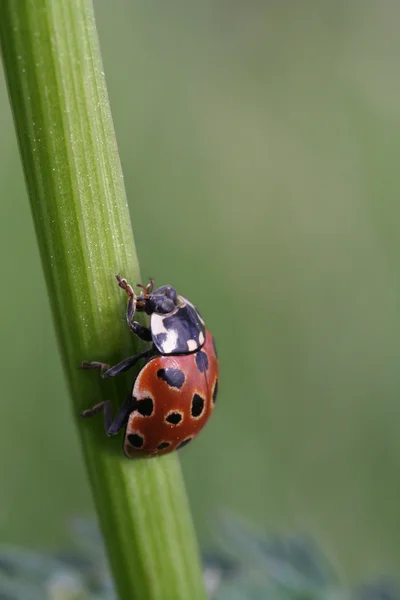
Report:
125,331,218,457
81,276,218,458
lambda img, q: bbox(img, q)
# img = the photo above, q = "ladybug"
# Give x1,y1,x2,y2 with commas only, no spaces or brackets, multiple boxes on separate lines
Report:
81,275,219,458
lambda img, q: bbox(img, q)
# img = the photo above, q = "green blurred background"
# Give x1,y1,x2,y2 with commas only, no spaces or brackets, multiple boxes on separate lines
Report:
1,0,400,583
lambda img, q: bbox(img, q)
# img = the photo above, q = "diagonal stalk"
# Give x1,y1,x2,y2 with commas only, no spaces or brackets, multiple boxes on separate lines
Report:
0,1,207,599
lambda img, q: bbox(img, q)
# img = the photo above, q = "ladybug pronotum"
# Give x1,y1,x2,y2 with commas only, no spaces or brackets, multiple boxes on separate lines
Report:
81,275,219,458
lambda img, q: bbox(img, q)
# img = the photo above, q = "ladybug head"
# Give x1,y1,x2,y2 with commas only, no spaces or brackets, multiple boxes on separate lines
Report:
136,284,179,316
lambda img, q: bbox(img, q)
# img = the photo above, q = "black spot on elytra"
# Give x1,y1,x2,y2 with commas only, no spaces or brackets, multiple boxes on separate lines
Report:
212,336,218,357
128,433,144,448
195,350,209,373
157,368,185,389
212,379,218,404
166,412,182,425
157,441,170,450
191,393,205,418
135,397,154,416
177,437,193,450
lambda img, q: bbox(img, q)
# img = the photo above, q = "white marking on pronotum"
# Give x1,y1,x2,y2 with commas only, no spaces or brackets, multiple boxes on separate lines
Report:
187,339,197,352
184,297,205,325
151,314,178,353
177,295,186,305
198,331,205,345
163,330,178,353
151,313,168,336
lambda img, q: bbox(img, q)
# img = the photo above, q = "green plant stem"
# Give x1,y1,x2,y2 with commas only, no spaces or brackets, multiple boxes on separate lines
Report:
0,1,207,599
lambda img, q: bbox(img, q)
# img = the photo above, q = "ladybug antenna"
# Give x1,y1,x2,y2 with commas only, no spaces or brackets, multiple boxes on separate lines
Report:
136,278,154,296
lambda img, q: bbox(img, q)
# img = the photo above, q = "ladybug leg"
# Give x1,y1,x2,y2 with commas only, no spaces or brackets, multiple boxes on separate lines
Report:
81,397,132,436
117,274,152,341
81,348,151,378
163,286,177,303
152,285,178,303
128,321,152,342
116,274,136,300
125,291,152,342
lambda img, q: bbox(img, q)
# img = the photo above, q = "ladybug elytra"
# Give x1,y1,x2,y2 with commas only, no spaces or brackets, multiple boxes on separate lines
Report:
81,275,219,458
